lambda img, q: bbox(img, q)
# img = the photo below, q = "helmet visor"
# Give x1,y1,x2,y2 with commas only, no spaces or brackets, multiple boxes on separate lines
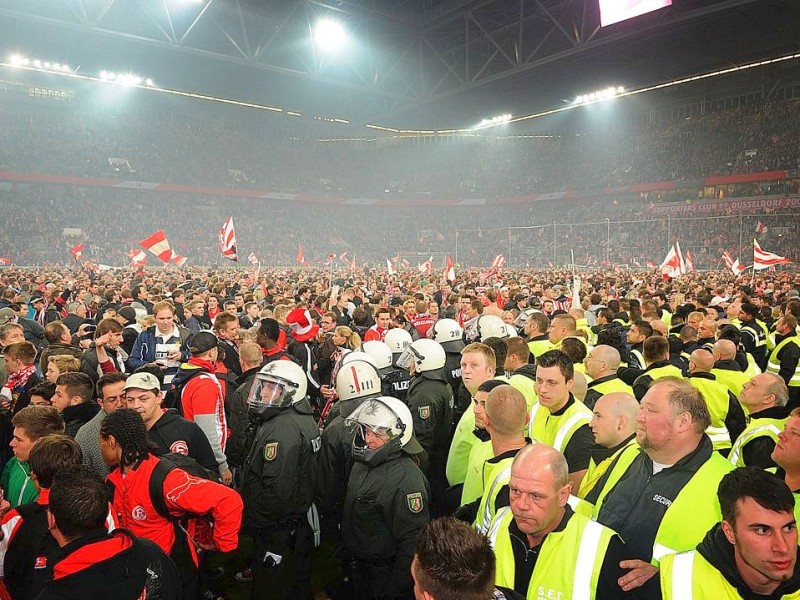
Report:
344,399,403,441
247,375,296,408
395,346,421,370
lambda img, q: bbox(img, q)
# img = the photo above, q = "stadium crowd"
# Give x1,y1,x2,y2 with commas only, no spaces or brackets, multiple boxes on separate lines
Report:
0,263,799,599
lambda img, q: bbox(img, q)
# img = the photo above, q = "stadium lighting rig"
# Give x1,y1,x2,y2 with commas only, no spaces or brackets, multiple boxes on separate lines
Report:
473,114,512,130
574,86,625,105
8,54,73,73
313,20,347,53
99,71,156,87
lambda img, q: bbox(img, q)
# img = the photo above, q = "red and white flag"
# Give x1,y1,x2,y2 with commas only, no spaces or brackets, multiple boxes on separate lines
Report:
386,258,396,275
171,254,188,267
350,254,358,272
660,244,685,278
0,258,11,266
71,243,84,262
140,230,173,263
755,221,768,234
753,239,789,270
401,258,410,269
684,250,695,273
418,256,433,275
127,249,147,267
219,217,238,262
444,254,455,282
248,252,260,266
722,251,746,275
490,254,506,269
297,245,306,266
338,251,349,263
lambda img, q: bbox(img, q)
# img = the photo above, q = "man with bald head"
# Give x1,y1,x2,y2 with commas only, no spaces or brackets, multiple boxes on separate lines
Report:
687,349,746,455
457,384,530,533
648,320,668,337
696,318,718,349
487,444,637,599
729,372,790,468
547,314,578,348
711,339,750,397
583,345,634,410
580,392,639,499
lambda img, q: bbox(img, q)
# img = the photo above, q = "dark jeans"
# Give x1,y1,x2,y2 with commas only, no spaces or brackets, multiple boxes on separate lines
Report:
251,521,313,600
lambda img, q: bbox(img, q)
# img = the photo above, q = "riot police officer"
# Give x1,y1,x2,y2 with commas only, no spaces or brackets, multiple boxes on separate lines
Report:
341,396,430,599
239,360,321,599
383,328,413,402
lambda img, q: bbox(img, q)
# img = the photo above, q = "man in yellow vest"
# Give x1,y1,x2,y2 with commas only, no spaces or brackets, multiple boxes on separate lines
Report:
730,372,790,468
447,343,497,486
504,338,537,410
772,408,800,525
487,444,637,599
687,349,746,455
619,336,685,401
547,314,578,350
579,392,639,499
711,339,751,398
523,312,554,360
587,377,734,586
659,467,800,599
627,321,651,370
740,302,769,372
456,384,530,533
768,314,800,410
583,345,634,410
526,350,595,492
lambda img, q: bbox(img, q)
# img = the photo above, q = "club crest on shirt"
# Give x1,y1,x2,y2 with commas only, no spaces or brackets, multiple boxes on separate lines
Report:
406,492,423,513
264,442,278,461
132,505,147,521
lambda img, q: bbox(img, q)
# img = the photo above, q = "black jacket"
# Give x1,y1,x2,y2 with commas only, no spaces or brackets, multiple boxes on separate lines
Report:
33,529,181,600
342,450,430,599
240,399,321,529
218,339,241,378
590,436,717,563
62,402,100,438
405,373,453,461
4,498,58,600
147,409,218,473
225,367,261,468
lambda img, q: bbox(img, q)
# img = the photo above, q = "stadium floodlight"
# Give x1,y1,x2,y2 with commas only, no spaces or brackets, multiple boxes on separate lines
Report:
313,20,347,53
474,114,512,130
99,71,156,87
8,54,73,72
574,86,625,105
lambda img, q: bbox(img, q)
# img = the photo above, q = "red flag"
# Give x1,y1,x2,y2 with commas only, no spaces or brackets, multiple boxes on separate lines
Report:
755,221,768,234
753,239,789,270
219,216,238,262
139,230,173,263
127,249,147,267
660,245,683,278
490,254,506,269
71,243,84,262
297,245,306,266
444,255,455,282
0,258,11,266
684,250,695,273
338,251,348,263
387,258,396,275
171,254,188,267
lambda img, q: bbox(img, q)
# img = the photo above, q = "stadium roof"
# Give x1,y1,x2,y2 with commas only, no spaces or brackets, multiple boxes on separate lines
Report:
0,0,798,129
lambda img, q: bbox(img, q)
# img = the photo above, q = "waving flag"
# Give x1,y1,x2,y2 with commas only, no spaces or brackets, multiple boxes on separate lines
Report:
171,254,188,267
140,230,174,263
490,254,506,269
755,221,768,234
127,249,147,267
70,243,84,262
660,244,685,278
248,252,259,266
0,258,10,266
338,251,349,263
444,255,455,282
387,258,396,275
297,245,306,266
418,256,433,275
350,254,358,272
722,251,746,275
219,217,238,262
753,239,789,270
684,250,695,273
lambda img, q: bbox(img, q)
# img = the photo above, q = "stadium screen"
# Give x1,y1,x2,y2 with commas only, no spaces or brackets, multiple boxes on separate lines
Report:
599,0,672,27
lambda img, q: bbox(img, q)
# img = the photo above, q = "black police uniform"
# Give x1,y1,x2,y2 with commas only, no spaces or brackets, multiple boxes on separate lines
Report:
240,397,321,599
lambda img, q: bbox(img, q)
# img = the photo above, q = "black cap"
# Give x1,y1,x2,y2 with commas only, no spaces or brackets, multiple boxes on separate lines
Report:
188,331,218,355
118,306,137,324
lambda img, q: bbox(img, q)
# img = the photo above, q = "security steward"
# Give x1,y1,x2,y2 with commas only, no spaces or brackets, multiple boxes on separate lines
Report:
619,336,685,401
583,345,634,410
768,314,800,410
239,360,321,599
397,338,453,508
658,467,800,599
341,396,430,599
487,444,636,599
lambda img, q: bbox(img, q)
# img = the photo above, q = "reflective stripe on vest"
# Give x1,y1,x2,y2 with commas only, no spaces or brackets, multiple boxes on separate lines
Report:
742,326,766,347
572,520,606,600
767,336,800,386
476,465,512,534
630,349,645,369
670,552,695,600
729,422,783,467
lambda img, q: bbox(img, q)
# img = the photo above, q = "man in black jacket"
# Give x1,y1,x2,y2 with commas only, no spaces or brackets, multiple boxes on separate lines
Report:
52,373,99,438
34,466,181,600
123,372,218,473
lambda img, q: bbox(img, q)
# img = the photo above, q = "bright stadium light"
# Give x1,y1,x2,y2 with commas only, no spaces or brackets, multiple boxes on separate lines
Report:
313,20,347,53
473,113,512,130
574,86,625,105
99,71,156,87
8,54,73,72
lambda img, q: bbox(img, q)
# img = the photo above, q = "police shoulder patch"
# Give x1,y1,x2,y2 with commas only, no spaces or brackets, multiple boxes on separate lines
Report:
264,442,278,461
418,406,430,420
406,492,423,514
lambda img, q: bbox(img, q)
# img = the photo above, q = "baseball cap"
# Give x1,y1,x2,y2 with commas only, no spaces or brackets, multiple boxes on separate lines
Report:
188,331,219,355
0,308,16,325
123,372,161,392
118,306,137,324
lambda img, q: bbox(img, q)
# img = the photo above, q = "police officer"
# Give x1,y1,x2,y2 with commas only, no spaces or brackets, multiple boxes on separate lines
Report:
362,340,399,398
316,359,382,537
239,360,321,599
341,396,430,599
429,318,468,421
397,338,454,509
383,328,413,401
